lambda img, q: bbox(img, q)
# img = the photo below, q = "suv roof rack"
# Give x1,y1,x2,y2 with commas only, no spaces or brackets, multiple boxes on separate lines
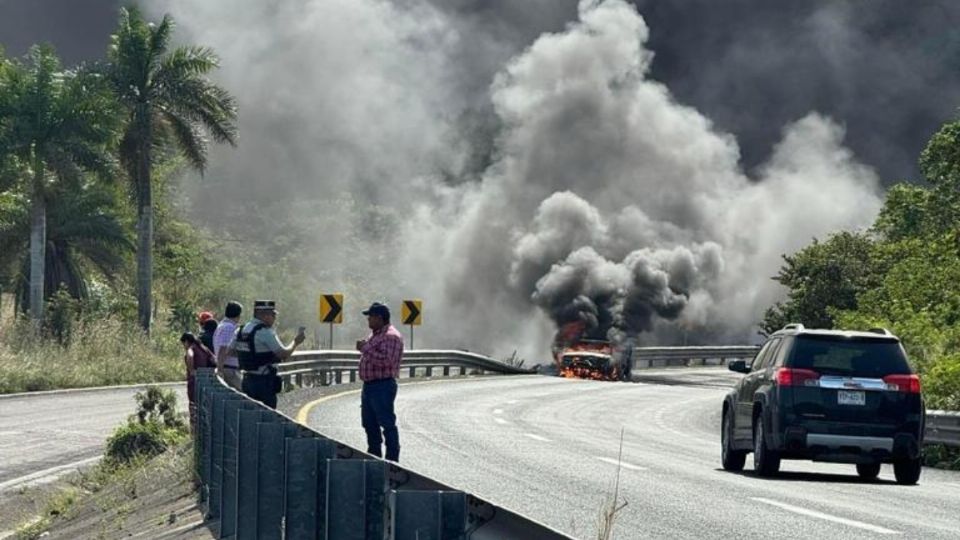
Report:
781,323,805,331
866,327,893,336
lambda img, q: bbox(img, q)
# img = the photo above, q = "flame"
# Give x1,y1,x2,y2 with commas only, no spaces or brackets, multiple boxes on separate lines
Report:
559,366,614,380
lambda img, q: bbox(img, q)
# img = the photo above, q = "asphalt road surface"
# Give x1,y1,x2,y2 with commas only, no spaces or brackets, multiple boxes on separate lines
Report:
302,369,960,539
0,384,186,495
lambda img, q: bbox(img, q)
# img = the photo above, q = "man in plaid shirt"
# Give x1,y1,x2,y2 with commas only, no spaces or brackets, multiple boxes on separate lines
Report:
356,302,404,461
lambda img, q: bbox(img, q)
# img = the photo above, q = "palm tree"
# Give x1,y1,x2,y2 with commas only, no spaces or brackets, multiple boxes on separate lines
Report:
0,46,118,324
0,181,132,308
107,7,237,332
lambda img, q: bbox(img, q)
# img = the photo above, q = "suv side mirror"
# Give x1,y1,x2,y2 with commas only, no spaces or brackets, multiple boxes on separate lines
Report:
728,360,750,374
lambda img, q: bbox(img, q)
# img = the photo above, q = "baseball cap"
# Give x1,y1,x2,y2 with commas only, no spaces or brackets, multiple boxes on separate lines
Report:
362,302,390,319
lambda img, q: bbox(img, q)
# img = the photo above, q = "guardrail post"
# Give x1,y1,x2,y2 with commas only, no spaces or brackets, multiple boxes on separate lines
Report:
201,383,232,514
285,437,338,538
335,370,343,384
236,409,274,540
219,399,258,539
327,459,387,539
256,421,284,539
391,490,467,540
256,419,303,540
350,370,357,383
443,366,450,377
409,366,416,378
426,366,433,377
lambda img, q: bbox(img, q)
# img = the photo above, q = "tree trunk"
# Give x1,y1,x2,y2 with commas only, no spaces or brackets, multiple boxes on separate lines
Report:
135,111,153,332
28,164,46,328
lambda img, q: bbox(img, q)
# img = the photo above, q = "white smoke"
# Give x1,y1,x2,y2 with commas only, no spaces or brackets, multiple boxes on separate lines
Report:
152,0,883,359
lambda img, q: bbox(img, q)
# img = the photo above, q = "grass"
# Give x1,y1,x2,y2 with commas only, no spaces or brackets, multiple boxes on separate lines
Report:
596,428,628,540
0,316,184,394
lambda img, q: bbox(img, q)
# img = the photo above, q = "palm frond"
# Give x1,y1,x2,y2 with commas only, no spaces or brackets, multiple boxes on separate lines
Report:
160,110,207,172
149,14,176,61
161,78,238,145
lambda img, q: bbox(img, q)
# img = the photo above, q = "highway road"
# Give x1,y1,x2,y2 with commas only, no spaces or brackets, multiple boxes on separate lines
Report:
300,369,960,539
0,384,186,495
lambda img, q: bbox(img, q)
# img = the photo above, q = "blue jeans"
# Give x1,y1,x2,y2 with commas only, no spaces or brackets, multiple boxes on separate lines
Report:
361,378,399,461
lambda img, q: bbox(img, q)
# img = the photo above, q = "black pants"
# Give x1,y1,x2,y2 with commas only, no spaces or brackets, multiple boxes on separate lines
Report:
242,373,278,409
361,378,399,461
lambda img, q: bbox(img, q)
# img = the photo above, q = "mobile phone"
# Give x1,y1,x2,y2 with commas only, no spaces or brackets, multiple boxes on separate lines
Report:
297,326,306,336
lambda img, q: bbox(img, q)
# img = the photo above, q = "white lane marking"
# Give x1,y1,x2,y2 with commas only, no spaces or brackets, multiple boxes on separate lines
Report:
506,400,519,404
493,409,504,415
751,498,898,535
0,455,102,492
596,456,648,471
523,433,551,442
0,431,20,437
494,418,510,425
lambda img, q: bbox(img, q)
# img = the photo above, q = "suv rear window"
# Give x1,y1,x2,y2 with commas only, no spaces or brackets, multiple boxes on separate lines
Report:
786,335,911,378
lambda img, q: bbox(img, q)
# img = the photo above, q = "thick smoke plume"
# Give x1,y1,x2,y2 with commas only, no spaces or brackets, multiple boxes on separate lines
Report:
144,0,888,358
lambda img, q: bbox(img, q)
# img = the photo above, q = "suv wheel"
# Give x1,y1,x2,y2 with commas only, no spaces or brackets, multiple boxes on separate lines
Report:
721,409,746,472
753,414,780,477
856,463,881,479
893,457,922,485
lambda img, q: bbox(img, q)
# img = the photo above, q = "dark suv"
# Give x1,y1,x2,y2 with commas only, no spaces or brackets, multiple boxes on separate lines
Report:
720,324,925,484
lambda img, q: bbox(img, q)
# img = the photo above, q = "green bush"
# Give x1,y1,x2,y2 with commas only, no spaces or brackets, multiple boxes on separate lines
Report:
131,386,186,430
924,357,960,411
923,444,960,470
105,421,185,466
105,386,188,466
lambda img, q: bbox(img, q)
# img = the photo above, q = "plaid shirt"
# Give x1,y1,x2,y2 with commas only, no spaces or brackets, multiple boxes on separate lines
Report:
359,324,404,381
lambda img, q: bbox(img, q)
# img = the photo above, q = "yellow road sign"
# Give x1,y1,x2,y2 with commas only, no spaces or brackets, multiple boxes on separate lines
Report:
401,299,422,326
319,293,343,323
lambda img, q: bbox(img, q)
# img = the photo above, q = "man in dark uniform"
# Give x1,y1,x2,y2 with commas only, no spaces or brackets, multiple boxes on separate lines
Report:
227,300,304,408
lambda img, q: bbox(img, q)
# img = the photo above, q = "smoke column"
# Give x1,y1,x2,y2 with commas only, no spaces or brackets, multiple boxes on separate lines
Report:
147,0,885,359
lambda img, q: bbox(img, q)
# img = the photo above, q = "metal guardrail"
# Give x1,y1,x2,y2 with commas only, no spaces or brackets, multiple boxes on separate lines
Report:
195,368,569,539
279,349,533,388
632,346,761,369
926,411,960,447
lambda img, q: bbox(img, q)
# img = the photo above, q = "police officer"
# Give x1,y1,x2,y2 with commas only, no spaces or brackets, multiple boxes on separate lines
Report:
228,300,304,408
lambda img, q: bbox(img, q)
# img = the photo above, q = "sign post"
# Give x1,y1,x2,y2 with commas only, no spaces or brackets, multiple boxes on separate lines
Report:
401,299,422,349
319,293,343,349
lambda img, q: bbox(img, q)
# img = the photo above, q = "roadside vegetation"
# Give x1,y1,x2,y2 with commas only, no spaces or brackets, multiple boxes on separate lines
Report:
0,7,253,393
762,122,960,412
14,387,192,539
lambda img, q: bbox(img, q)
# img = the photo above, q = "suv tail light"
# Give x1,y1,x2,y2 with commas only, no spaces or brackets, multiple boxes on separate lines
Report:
883,374,921,393
776,368,821,387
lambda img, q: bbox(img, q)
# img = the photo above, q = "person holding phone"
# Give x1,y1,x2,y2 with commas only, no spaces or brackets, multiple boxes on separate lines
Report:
227,300,305,409
356,302,404,462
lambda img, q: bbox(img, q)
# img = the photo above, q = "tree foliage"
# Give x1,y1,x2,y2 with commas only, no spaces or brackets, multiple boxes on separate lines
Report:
0,45,118,322
761,232,879,335
106,7,237,331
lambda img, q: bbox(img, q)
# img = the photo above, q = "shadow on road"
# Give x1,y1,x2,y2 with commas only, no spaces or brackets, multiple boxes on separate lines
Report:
715,468,901,486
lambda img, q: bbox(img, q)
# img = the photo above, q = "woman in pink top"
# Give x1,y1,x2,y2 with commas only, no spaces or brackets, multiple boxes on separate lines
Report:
180,332,215,433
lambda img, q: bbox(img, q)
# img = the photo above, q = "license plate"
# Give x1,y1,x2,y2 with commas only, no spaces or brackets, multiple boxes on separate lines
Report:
838,390,865,406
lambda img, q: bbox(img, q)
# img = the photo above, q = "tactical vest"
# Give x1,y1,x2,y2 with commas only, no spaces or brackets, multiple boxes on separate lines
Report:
236,323,277,371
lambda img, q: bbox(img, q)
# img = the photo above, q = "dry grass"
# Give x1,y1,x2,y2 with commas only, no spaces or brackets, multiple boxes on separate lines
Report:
0,316,184,394
597,428,629,540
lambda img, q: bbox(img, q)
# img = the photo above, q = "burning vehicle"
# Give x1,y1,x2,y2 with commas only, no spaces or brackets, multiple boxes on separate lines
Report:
553,337,633,382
